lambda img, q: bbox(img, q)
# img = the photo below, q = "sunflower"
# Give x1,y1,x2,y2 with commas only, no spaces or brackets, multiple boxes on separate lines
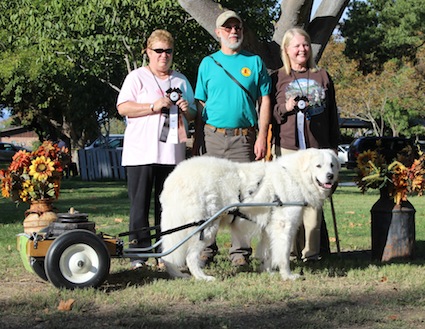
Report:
356,150,378,173
29,156,55,182
9,150,32,172
1,141,67,205
19,180,34,203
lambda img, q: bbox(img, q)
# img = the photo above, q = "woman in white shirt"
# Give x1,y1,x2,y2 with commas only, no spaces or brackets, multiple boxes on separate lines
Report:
117,29,196,269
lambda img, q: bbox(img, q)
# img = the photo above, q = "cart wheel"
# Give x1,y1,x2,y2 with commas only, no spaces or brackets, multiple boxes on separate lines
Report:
30,258,48,281
44,229,110,289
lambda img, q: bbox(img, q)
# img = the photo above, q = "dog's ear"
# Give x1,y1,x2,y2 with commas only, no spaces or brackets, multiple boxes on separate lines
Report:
326,149,341,171
298,149,316,173
334,152,341,171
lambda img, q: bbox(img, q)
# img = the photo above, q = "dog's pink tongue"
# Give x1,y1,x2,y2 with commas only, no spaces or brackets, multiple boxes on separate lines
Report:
324,183,333,189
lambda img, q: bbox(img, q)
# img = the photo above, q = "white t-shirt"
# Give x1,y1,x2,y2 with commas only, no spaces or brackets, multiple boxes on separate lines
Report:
117,67,195,166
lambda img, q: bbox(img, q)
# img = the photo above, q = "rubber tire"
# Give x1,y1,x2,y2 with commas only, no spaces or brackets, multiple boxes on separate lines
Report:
31,258,48,281
44,229,110,289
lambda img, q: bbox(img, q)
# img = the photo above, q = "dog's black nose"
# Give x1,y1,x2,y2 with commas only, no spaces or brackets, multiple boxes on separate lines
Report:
327,173,334,180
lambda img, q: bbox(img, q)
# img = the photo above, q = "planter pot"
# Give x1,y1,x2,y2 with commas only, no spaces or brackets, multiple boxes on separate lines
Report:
371,188,416,262
23,199,58,235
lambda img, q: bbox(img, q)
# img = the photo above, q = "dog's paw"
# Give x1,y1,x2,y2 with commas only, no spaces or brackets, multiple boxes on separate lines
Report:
280,273,301,281
195,275,216,282
168,272,191,280
205,275,216,282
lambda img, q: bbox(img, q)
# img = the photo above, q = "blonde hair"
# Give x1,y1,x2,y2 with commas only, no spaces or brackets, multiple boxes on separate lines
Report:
281,28,317,75
143,29,174,54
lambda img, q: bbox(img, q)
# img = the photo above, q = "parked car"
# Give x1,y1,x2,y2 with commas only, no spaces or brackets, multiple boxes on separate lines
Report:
0,142,29,162
84,134,124,150
337,144,350,166
346,137,417,169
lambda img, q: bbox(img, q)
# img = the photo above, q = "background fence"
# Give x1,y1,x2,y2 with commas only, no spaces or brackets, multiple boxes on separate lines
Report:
78,149,126,181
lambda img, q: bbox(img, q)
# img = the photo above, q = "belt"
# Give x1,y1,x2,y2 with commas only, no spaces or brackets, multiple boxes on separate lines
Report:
205,124,256,136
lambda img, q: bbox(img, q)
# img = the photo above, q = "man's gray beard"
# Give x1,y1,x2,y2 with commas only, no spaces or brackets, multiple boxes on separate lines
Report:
221,35,243,50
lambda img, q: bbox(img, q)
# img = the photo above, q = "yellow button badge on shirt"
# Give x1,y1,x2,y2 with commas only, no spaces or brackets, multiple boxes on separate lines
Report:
241,67,251,77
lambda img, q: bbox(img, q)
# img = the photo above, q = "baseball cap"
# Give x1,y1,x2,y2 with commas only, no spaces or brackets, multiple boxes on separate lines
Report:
216,10,242,28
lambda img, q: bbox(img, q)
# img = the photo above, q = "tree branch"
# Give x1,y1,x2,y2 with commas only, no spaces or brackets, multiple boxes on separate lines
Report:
273,0,313,44
178,0,222,40
122,37,138,72
309,0,350,63
56,51,121,93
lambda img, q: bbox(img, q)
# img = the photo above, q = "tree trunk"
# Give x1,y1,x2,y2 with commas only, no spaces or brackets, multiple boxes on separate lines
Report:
309,0,350,62
178,0,349,69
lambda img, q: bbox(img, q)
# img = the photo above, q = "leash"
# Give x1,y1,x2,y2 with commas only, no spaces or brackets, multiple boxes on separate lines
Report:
118,220,206,239
329,196,341,255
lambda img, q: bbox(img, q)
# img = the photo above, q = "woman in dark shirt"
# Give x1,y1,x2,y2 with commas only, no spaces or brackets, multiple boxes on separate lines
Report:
271,27,340,262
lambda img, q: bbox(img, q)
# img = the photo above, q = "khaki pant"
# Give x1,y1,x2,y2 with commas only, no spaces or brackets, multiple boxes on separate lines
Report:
202,127,256,263
272,145,322,261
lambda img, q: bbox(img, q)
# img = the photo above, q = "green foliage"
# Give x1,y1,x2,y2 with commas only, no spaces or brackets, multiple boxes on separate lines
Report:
0,0,282,148
341,0,425,74
0,0,211,147
324,29,425,138
106,117,126,135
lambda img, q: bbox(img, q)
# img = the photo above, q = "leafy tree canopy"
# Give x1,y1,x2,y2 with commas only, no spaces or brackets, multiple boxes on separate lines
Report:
0,0,347,148
322,35,425,138
340,0,425,74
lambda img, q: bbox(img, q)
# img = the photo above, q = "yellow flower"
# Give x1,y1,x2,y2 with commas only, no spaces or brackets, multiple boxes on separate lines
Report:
1,174,11,198
1,140,67,205
19,180,34,202
356,150,377,174
29,156,55,181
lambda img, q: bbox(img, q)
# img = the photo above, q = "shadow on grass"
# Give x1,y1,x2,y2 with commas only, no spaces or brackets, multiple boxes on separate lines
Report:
99,241,425,293
103,266,171,291
102,253,251,292
300,240,425,278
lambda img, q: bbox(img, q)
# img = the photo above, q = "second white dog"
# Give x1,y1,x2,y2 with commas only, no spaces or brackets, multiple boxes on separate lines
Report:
159,148,340,281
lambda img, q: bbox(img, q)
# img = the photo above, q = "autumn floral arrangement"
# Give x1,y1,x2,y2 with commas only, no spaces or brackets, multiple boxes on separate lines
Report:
355,142,425,205
1,141,69,205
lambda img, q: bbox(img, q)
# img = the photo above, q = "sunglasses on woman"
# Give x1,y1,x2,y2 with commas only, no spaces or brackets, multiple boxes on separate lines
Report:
150,48,173,54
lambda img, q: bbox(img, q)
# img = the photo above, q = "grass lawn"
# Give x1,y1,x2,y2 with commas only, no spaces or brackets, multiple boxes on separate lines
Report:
1,168,425,328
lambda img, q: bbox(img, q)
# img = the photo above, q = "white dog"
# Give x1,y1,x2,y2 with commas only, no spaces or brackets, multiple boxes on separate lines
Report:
159,148,339,281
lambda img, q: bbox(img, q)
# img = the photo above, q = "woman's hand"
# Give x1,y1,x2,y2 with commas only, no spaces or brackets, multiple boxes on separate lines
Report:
152,97,172,113
286,96,297,112
176,98,190,114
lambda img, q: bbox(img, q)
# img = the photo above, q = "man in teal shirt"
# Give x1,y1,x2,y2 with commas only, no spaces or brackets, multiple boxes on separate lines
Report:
194,10,271,267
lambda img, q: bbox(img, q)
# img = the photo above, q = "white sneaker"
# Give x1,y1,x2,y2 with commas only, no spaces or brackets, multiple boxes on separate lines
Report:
131,260,146,269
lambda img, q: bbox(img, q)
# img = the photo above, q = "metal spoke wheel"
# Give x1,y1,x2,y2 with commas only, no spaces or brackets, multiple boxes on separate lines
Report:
44,229,110,289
